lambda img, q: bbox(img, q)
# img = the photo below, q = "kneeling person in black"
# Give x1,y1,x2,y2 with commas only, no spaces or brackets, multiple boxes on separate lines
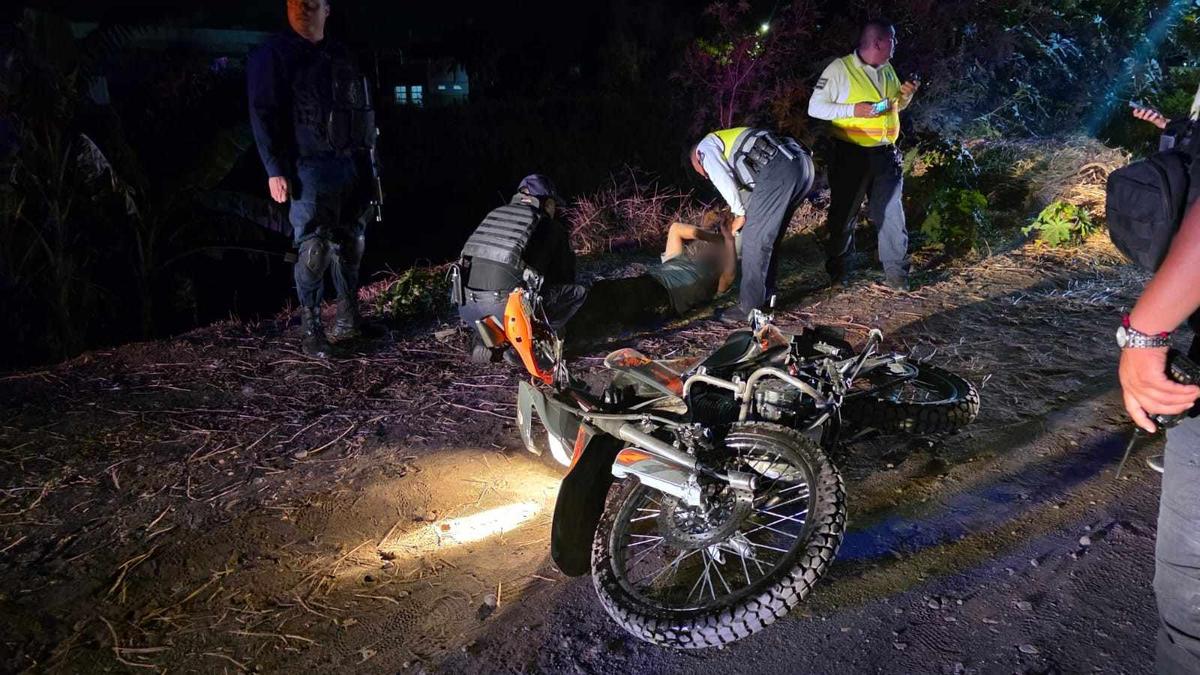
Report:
456,174,587,362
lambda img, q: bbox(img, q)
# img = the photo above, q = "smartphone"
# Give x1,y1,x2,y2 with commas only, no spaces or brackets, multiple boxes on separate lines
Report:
872,99,890,115
1129,100,1148,110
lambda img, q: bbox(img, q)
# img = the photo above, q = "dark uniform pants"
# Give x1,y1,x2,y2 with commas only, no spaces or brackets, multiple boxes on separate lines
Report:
739,152,814,316
824,140,910,281
1156,414,1200,673
290,157,372,308
458,284,588,334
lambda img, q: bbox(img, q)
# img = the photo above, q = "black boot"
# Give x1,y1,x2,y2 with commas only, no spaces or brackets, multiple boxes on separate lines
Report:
329,298,362,341
300,306,331,357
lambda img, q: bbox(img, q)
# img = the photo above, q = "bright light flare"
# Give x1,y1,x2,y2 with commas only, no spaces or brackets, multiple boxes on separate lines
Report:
759,22,770,34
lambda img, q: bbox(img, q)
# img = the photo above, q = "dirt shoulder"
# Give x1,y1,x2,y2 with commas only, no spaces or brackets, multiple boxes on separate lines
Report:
0,236,1165,673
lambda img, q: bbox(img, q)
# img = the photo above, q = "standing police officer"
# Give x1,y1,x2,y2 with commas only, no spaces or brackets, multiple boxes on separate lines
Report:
808,19,920,290
248,0,378,357
689,128,814,318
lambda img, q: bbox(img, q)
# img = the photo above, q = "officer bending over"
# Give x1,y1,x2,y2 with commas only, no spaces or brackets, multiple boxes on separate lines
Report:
454,175,587,362
248,0,378,357
689,128,814,319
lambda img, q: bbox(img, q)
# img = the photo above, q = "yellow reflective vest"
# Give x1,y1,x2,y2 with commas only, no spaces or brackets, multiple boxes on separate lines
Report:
829,54,901,147
712,127,751,160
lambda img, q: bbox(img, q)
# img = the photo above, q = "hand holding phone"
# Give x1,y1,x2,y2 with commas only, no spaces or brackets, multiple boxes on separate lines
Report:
1130,102,1169,130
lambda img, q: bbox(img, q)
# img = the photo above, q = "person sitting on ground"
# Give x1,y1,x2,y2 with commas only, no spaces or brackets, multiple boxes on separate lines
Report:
566,211,738,340
453,174,587,363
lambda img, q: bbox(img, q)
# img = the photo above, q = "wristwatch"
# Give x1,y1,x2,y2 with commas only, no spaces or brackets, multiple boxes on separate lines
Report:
1116,315,1172,349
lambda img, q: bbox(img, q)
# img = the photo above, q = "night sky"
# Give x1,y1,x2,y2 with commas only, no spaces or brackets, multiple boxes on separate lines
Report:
16,0,701,95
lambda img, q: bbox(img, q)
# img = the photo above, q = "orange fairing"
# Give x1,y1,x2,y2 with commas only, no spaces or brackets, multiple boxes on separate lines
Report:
604,348,684,396
615,448,653,465
504,290,554,385
758,324,790,352
568,425,589,471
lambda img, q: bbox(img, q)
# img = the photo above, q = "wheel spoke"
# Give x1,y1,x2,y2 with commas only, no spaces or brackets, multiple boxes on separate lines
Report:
777,482,811,495
758,492,810,512
738,545,754,584
745,539,791,554
702,552,719,602
742,519,801,539
625,537,665,571
626,532,664,545
630,547,699,588
686,552,708,603
709,552,734,596
755,508,809,525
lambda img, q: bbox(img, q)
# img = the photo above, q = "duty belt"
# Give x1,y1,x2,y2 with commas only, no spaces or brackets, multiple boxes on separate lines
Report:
744,133,808,178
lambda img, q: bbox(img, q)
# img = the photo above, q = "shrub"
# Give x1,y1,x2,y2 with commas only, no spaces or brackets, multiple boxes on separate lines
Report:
920,187,989,254
366,265,452,321
1023,200,1094,247
905,135,987,253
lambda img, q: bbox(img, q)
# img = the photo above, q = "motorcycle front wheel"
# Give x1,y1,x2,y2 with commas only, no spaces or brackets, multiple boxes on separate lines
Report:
590,422,845,649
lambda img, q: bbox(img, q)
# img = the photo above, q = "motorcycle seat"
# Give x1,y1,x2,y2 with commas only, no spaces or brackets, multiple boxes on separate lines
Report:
694,329,759,373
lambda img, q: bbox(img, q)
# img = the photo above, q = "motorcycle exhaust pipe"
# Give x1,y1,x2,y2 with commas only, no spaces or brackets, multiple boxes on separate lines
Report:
611,449,704,507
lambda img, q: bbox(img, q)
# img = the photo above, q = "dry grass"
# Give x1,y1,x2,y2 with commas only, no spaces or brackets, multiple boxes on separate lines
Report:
564,168,716,254
971,136,1130,219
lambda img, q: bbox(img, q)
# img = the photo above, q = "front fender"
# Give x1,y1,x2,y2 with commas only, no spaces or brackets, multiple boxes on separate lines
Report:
515,381,546,455
550,433,621,576
517,381,582,465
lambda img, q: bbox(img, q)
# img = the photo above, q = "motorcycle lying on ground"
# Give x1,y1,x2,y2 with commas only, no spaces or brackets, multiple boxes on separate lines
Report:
473,279,978,649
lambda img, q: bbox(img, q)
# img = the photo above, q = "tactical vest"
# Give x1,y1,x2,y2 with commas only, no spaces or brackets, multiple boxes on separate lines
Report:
460,195,543,271
292,50,377,156
328,62,377,154
829,54,901,147
709,127,806,191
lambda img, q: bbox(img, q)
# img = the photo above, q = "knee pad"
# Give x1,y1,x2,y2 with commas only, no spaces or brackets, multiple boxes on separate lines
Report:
298,237,332,275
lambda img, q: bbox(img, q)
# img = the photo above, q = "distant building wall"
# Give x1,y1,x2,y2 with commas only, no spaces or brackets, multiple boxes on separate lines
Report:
386,59,469,107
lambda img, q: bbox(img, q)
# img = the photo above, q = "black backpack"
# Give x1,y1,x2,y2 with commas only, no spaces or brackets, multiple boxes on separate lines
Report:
1106,120,1200,271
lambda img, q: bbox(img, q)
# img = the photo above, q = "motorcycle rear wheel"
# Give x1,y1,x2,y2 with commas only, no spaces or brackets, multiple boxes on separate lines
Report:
842,363,979,435
590,422,845,649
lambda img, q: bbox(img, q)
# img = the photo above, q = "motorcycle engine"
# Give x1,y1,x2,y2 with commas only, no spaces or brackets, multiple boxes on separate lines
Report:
688,388,741,426
753,380,802,424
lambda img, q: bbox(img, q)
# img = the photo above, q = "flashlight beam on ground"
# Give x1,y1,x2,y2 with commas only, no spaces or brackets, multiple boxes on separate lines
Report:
380,501,543,557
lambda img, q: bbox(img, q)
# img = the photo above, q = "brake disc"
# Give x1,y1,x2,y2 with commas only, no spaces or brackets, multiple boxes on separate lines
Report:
657,487,754,549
